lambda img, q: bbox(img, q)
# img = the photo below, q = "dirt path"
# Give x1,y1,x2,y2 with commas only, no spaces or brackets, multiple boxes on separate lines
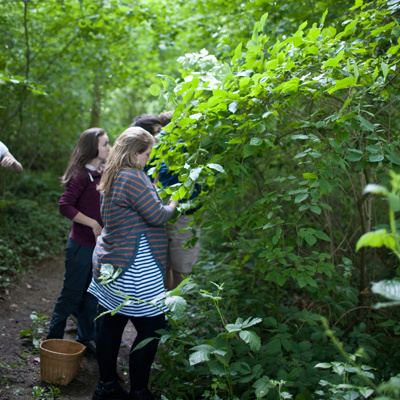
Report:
0,255,136,400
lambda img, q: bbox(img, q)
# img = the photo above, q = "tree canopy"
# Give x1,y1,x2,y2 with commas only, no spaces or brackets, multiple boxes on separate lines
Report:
1,0,400,398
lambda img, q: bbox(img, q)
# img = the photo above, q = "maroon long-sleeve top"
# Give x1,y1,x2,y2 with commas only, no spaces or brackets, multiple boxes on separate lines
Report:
59,167,103,247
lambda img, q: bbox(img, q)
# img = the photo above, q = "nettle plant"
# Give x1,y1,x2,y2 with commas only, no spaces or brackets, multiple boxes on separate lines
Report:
143,1,400,398
153,0,400,302
98,265,275,400
310,172,400,400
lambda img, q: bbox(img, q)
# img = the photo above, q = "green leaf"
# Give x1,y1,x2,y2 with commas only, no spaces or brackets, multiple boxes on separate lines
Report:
228,137,246,144
253,376,272,398
372,280,400,302
244,144,255,158
303,173,317,179
295,193,309,203
315,362,332,369
132,337,156,352
357,116,375,132
240,77,251,88
359,388,374,398
386,154,400,166
239,330,261,351
232,43,243,63
208,361,228,376
291,134,309,140
177,185,187,200
314,230,331,241
189,113,202,120
326,77,356,94
310,205,321,214
149,84,161,96
298,276,308,288
307,27,321,41
250,137,263,146
165,295,187,317
229,101,238,113
207,163,226,174
369,153,384,162
388,193,400,212
350,0,363,10
346,149,363,162
304,234,317,246
363,184,388,196
320,9,328,26
320,180,332,194
381,62,389,80
356,229,396,251
265,59,279,70
242,316,263,329
365,144,381,153
189,345,213,366
273,77,300,94
189,167,203,181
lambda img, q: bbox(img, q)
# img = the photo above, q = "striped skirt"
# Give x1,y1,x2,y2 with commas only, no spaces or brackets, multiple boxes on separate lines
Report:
88,234,168,317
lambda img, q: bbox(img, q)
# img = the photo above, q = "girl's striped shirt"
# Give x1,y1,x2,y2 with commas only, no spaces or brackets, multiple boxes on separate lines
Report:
88,234,168,317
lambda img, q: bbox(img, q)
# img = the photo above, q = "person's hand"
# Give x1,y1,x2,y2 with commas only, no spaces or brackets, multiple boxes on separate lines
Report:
1,155,16,169
168,199,179,210
0,152,23,173
91,221,103,239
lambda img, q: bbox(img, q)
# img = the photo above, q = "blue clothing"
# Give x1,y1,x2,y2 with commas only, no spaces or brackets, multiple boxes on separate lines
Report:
159,161,201,214
47,238,97,342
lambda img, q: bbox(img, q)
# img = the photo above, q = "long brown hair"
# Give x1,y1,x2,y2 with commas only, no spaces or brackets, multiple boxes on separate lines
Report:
61,128,106,187
98,127,154,195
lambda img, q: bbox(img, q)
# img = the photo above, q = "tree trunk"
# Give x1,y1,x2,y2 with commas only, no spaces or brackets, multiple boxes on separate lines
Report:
90,77,102,128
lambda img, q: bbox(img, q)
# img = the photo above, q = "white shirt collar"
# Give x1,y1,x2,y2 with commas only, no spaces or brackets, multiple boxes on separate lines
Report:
85,164,97,171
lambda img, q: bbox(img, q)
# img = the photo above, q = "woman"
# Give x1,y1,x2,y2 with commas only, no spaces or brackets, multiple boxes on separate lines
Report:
47,128,111,357
88,127,178,400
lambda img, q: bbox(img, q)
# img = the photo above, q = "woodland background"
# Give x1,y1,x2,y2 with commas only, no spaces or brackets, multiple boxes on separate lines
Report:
1,0,400,399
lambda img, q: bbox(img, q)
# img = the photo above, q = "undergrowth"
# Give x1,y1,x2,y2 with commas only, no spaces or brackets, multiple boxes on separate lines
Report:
0,171,69,289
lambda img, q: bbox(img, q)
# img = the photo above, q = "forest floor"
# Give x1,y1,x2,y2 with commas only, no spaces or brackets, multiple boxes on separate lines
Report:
0,254,137,400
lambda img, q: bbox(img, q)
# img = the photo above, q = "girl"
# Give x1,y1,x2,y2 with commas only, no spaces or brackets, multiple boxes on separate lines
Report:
47,128,111,357
88,127,178,400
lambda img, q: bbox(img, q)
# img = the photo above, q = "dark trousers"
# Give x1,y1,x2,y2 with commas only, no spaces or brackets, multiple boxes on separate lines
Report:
96,308,165,390
47,237,97,343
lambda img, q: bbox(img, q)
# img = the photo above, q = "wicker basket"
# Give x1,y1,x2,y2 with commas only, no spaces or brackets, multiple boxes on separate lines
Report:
39,339,86,386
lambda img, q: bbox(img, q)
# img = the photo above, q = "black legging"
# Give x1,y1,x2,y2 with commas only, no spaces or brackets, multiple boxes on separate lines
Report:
96,308,166,390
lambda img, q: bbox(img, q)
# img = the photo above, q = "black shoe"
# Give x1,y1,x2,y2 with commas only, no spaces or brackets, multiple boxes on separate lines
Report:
78,341,96,358
92,380,130,400
130,388,154,400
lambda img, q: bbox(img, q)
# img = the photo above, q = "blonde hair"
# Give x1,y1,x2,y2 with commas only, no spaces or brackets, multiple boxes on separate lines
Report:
98,127,154,195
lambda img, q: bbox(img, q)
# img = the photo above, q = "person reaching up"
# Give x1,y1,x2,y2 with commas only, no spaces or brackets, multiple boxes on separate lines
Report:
88,127,179,400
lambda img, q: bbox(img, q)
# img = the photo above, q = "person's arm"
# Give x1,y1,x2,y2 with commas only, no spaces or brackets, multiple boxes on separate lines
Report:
168,199,179,210
121,170,178,226
59,175,102,240
0,151,23,173
72,211,102,239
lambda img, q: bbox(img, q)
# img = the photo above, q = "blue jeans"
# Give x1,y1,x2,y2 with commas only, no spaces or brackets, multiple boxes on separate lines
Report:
47,237,97,343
